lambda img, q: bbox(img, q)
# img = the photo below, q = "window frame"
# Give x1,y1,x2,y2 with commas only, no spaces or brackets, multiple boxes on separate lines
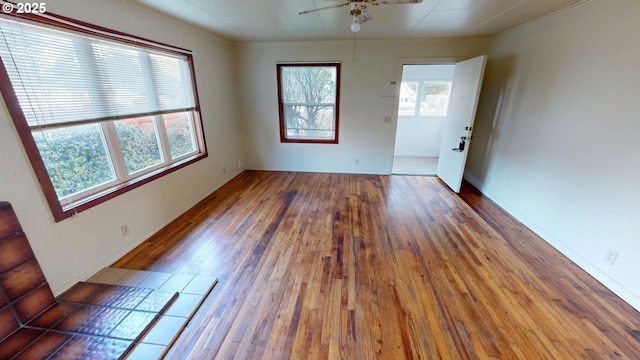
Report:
277,63,340,144
398,81,420,116
0,11,207,222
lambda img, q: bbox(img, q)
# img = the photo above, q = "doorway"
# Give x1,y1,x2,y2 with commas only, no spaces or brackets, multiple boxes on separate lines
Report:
392,64,456,175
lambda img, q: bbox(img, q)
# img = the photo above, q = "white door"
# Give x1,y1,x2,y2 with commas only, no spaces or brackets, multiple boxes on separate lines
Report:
436,55,487,192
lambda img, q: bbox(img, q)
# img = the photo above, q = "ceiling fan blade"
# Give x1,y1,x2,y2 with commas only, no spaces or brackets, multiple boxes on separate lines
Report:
380,0,422,4
299,1,351,15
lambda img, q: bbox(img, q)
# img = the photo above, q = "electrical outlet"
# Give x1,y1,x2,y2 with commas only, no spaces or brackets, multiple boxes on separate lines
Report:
120,223,130,236
238,160,242,169
605,248,618,265
355,159,360,166
223,167,226,174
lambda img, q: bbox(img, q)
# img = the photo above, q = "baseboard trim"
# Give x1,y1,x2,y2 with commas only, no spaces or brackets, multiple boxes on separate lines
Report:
463,174,640,311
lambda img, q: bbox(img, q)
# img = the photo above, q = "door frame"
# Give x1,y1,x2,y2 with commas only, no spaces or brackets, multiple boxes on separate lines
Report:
386,57,465,175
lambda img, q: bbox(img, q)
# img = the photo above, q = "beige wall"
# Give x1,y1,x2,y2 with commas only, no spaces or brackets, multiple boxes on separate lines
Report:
0,0,244,294
235,38,491,174
466,0,640,309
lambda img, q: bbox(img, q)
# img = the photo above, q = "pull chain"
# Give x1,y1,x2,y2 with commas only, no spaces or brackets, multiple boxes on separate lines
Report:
352,32,356,62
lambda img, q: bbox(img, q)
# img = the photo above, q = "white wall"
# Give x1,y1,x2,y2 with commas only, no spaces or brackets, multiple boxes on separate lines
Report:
466,0,640,309
394,64,455,157
236,39,490,174
394,116,445,157
0,0,243,295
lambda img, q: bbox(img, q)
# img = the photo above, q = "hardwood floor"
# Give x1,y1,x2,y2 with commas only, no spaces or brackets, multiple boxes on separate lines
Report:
113,171,640,359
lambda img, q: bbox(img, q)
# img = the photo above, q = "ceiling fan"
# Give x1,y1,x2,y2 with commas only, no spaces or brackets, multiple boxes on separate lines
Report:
299,0,424,33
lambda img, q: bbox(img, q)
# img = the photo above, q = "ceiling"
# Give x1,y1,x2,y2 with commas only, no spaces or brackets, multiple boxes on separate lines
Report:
130,0,586,42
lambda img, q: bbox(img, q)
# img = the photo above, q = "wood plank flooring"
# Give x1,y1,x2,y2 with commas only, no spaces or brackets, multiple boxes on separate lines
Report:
113,171,640,359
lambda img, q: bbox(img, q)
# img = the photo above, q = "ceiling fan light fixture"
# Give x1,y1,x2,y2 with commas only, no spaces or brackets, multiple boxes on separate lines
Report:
350,17,361,32
299,0,420,34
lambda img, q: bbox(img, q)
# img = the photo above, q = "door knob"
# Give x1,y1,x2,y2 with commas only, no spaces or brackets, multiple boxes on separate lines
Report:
452,137,466,152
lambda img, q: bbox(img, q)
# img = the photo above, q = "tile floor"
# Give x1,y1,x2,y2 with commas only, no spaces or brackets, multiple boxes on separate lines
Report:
2,203,216,359
1,283,176,359
86,268,217,360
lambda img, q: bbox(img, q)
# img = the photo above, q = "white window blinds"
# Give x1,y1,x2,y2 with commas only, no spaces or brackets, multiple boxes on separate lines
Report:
0,17,195,128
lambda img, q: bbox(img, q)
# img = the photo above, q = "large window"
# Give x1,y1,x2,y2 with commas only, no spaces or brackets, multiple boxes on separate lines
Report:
398,80,452,117
0,12,206,221
277,63,340,144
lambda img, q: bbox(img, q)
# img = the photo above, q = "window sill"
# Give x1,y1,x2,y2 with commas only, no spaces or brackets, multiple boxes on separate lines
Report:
55,152,208,222
280,138,338,144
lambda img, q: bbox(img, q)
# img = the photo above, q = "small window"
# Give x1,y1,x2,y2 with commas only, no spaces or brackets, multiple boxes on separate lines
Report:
398,80,452,117
398,81,419,116
0,13,206,221
420,81,452,116
277,63,340,144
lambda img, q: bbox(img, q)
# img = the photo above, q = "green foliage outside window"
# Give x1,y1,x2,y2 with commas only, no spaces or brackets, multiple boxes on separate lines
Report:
34,123,171,199
33,125,115,199
115,122,162,174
